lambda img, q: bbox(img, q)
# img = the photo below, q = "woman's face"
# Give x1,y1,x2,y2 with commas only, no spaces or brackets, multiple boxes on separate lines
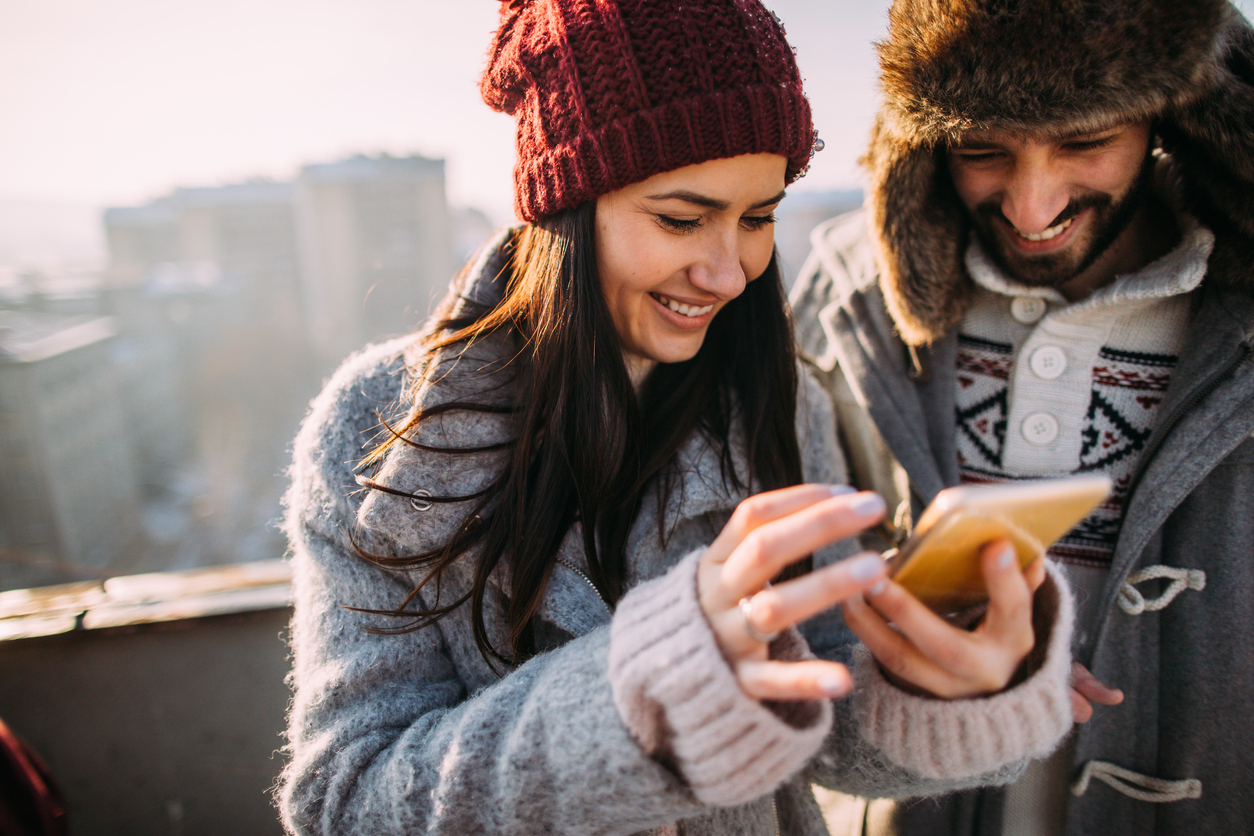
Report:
595,153,788,386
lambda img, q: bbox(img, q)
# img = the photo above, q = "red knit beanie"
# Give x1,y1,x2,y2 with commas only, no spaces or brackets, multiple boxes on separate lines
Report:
481,0,815,222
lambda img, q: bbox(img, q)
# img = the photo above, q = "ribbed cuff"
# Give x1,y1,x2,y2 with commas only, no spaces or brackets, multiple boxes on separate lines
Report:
608,548,832,806
852,560,1076,779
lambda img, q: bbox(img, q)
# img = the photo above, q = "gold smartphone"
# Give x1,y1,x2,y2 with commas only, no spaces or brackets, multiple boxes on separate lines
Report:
886,474,1112,613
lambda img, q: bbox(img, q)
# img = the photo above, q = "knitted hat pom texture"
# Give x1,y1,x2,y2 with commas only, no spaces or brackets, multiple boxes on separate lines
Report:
481,0,815,222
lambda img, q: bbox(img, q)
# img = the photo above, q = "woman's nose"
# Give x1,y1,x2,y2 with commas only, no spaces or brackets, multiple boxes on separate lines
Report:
687,232,748,299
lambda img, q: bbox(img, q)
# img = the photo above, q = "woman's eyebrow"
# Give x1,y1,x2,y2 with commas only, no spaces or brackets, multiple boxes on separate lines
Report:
644,189,787,210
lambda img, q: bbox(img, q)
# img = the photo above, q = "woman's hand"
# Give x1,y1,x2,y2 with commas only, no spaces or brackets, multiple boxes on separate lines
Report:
842,539,1043,699
697,484,890,702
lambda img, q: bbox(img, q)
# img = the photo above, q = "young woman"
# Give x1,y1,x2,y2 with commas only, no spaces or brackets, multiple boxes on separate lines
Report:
278,2,1076,834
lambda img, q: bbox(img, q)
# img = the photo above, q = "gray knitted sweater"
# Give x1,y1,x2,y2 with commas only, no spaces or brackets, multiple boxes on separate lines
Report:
278,231,1076,836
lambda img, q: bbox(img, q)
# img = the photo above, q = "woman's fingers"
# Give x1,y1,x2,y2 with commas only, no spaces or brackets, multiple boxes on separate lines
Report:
973,541,1037,661
843,540,1039,699
736,658,854,702
841,588,956,696
1023,555,1047,593
739,552,887,639
713,490,886,604
704,484,854,565
700,485,887,664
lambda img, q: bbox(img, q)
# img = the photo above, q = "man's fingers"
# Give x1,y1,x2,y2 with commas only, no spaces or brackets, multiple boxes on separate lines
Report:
1071,663,1124,705
1070,664,1122,724
1071,687,1095,723
736,659,854,702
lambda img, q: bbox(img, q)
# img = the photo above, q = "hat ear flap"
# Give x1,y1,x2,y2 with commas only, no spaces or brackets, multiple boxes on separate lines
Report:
1161,12,1254,290
865,110,974,347
1163,14,1254,254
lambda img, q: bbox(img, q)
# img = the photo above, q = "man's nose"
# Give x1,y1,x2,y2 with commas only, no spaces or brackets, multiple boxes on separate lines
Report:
1000,161,1071,235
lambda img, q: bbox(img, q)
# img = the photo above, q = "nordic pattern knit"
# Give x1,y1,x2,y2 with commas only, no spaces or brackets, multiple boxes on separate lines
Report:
955,199,1214,571
278,230,1076,836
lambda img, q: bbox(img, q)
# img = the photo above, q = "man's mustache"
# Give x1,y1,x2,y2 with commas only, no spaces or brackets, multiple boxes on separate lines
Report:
975,192,1112,232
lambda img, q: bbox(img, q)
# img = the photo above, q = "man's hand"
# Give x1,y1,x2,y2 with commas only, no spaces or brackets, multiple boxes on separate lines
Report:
1070,662,1123,723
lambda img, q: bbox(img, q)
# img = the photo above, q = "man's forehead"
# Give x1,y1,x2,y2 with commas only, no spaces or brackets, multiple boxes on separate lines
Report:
950,119,1144,148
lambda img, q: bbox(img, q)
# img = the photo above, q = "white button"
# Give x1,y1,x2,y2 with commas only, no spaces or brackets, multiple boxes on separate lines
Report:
1029,345,1067,379
1011,297,1047,324
1022,412,1060,445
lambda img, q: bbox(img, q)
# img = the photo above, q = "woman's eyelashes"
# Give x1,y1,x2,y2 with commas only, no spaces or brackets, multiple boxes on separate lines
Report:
657,214,702,232
655,213,777,233
740,213,777,231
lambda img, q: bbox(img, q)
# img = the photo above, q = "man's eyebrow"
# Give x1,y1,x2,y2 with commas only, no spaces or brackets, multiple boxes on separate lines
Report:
1054,124,1124,141
644,189,787,210
953,122,1131,150
951,138,1000,150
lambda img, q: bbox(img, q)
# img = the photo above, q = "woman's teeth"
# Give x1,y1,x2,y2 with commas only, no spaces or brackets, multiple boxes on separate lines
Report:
655,294,714,317
1017,216,1074,242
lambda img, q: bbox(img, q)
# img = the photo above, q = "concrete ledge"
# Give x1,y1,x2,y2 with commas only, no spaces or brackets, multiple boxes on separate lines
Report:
0,559,292,641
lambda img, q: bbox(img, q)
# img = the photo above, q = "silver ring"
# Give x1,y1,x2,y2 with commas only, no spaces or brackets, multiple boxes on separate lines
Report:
738,594,780,644
409,490,432,512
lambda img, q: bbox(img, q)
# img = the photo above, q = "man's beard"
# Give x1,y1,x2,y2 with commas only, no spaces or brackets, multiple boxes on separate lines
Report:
969,153,1155,288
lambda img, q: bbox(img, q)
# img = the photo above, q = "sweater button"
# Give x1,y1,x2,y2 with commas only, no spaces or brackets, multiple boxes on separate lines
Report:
1011,297,1047,324
1029,345,1067,379
1022,412,1059,445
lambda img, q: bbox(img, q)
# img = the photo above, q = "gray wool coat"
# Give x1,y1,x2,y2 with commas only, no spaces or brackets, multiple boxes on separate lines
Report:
791,208,1254,836
277,229,1076,836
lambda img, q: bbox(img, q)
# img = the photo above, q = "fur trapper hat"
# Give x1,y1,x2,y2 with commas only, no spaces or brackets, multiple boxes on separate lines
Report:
866,0,1254,346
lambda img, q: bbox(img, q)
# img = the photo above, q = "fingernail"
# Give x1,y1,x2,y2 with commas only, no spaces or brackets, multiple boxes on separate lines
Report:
848,492,886,518
829,484,856,496
997,544,1016,569
818,672,849,698
848,553,884,581
867,579,888,596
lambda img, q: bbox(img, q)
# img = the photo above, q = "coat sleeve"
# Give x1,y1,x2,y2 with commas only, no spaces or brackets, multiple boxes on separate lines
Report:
794,368,1077,798
277,344,832,835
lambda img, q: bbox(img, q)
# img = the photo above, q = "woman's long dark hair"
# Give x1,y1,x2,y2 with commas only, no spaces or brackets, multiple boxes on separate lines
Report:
355,200,804,668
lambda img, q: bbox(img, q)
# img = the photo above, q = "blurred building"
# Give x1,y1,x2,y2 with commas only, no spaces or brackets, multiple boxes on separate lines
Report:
0,312,143,589
27,152,463,590
295,154,456,367
772,189,864,286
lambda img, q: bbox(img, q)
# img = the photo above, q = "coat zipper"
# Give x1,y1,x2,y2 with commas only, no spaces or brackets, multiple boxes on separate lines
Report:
556,557,611,612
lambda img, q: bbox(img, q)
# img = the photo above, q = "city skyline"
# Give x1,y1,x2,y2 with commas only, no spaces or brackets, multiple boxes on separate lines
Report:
0,1,896,226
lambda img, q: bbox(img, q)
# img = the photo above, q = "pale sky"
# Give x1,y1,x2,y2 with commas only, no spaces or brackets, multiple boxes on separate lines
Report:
0,0,891,223
2,0,1250,224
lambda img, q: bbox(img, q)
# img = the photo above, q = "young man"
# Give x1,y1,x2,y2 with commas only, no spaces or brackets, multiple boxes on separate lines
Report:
791,1,1254,834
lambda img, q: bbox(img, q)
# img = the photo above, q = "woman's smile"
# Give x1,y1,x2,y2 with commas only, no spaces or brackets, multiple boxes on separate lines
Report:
594,153,788,386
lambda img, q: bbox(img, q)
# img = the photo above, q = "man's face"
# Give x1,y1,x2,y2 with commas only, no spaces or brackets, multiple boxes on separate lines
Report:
946,121,1155,293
